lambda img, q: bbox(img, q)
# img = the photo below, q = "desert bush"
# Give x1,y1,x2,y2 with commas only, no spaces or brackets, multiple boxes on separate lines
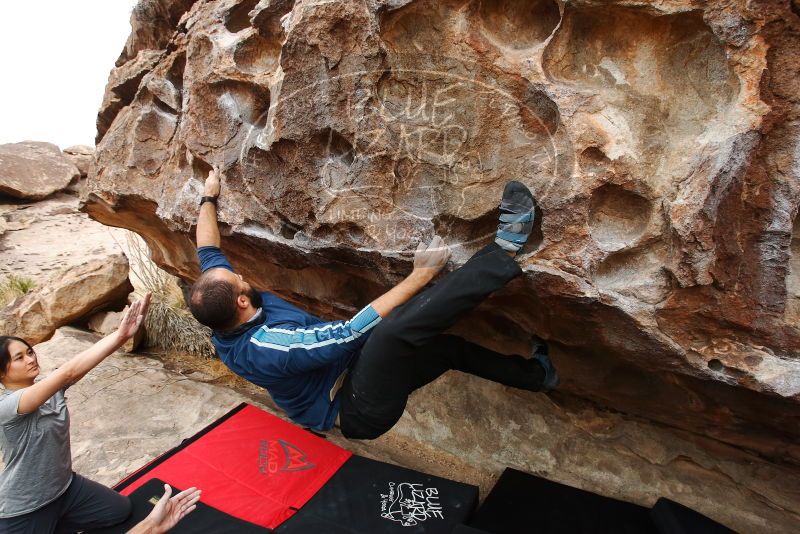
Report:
125,232,215,358
0,274,35,307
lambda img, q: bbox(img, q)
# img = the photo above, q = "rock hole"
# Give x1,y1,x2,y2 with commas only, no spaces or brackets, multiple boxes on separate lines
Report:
252,0,295,38
225,0,260,33
519,86,560,135
581,146,609,165
315,129,355,194
744,355,762,367
280,222,300,240
580,146,612,175
312,222,371,247
129,105,178,175
187,80,271,150
114,71,147,107
191,155,213,181
167,52,186,94
380,0,451,55
146,53,186,112
316,129,355,166
529,203,544,251
433,210,498,255
595,243,671,304
96,69,149,143
588,184,652,250
213,80,271,126
478,0,561,50
708,358,724,372
312,224,334,243
393,158,413,181
234,32,282,74
151,96,178,117
792,0,800,18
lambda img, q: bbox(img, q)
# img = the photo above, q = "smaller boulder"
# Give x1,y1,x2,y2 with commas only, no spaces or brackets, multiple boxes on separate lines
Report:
0,141,80,200
0,254,133,345
87,308,145,352
88,310,124,335
62,145,94,178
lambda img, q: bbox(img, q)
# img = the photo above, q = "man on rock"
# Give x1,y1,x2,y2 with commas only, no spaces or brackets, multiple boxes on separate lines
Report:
189,169,558,439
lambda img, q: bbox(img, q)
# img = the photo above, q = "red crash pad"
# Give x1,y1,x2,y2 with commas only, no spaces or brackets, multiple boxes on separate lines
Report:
115,404,351,529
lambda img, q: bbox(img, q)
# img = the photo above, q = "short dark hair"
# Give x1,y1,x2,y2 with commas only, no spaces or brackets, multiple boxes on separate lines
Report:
0,336,33,377
189,270,239,331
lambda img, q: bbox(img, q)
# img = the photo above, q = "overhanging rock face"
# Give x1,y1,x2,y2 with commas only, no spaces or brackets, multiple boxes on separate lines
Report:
86,0,799,489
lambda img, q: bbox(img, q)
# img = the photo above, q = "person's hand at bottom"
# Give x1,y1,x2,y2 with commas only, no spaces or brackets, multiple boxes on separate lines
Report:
129,484,201,534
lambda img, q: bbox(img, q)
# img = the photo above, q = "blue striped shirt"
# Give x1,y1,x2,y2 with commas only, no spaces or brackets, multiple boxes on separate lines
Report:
198,246,381,430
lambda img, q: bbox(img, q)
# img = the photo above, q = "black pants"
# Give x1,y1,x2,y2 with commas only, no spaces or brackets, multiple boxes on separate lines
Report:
0,473,131,534
340,243,546,440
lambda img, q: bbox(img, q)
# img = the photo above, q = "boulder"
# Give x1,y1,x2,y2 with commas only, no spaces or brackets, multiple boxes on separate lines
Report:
62,145,94,178
0,254,133,345
0,141,80,200
87,308,145,352
82,0,800,531
87,310,124,335
0,194,129,284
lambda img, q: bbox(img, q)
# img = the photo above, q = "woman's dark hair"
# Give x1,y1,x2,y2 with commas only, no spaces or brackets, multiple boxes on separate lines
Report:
0,336,33,376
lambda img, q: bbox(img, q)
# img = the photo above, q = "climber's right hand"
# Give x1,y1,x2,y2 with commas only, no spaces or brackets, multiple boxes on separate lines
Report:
413,235,451,279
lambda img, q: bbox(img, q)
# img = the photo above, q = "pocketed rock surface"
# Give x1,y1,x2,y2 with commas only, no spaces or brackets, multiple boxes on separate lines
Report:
82,1,800,531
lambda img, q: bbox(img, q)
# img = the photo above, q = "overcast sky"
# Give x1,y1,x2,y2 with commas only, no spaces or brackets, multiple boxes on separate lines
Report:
0,1,138,148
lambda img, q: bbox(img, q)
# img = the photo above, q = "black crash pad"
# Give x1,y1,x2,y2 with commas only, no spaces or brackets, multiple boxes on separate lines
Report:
276,455,479,533
451,525,492,533
650,498,737,534
469,468,658,534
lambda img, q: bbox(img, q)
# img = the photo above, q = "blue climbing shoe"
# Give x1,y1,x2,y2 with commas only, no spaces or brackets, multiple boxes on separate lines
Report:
495,181,535,254
531,336,559,392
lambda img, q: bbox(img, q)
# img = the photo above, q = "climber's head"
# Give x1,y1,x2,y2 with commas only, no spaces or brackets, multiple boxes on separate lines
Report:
189,268,262,331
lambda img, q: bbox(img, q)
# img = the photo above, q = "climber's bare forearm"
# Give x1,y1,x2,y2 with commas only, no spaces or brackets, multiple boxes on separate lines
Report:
370,237,450,317
371,270,433,318
197,169,222,248
196,203,220,248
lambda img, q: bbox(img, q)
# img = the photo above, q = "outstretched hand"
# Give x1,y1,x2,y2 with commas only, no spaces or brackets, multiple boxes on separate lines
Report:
116,292,152,343
204,167,221,197
413,235,451,280
136,484,201,534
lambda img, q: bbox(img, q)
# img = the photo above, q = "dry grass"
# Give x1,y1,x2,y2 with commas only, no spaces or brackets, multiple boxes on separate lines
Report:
0,274,35,307
125,232,216,358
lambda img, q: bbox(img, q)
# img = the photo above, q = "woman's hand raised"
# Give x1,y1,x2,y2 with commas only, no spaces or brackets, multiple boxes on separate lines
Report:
16,292,154,413
116,293,152,343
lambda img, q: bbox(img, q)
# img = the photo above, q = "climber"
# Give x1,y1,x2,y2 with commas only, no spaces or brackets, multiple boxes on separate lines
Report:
189,169,559,439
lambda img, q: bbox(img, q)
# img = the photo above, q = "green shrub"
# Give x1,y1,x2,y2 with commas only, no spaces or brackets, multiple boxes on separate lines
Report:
125,232,215,358
0,274,35,307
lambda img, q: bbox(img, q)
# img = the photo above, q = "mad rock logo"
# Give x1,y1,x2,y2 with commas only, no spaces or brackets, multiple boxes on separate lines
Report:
380,482,444,527
258,439,315,474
